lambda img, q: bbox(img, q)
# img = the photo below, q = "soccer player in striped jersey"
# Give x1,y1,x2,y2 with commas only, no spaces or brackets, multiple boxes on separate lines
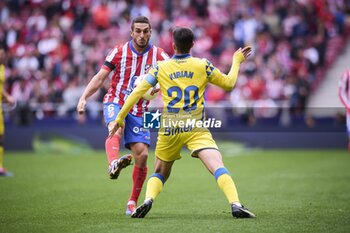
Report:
76,16,169,215
338,69,350,151
110,27,256,218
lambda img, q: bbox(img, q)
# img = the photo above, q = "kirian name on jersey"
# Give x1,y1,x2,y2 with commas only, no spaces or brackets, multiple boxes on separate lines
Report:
169,71,194,80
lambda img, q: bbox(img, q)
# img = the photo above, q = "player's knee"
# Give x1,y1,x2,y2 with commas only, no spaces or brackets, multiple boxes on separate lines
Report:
134,152,148,160
133,153,148,168
132,147,148,161
131,143,148,154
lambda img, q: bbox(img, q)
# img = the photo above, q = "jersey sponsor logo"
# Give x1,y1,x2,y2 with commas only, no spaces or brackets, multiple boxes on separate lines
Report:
164,126,193,136
133,126,140,133
133,126,150,133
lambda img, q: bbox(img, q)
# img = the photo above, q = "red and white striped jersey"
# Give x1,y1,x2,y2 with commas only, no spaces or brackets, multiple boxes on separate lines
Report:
339,69,350,113
102,41,169,116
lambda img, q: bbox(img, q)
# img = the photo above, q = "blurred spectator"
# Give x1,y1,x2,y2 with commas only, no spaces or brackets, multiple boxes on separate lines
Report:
130,0,151,19
11,78,32,125
92,1,110,30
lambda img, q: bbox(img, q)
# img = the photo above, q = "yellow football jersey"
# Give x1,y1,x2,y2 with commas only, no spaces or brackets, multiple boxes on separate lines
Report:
148,54,232,122
147,54,227,159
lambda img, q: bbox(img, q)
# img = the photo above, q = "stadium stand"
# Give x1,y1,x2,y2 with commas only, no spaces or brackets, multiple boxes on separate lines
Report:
0,0,349,123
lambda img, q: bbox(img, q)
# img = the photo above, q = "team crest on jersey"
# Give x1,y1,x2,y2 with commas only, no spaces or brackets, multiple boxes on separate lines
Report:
129,76,138,90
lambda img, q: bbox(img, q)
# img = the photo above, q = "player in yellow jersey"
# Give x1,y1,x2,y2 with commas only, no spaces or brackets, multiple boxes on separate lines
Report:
110,27,256,218
0,47,15,176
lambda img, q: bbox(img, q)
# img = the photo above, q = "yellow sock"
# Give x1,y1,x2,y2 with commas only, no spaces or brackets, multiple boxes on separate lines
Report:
215,168,240,204
145,174,164,200
0,146,3,169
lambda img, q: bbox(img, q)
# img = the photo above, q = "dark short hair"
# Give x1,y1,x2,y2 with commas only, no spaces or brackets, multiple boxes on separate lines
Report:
173,27,194,53
131,16,151,30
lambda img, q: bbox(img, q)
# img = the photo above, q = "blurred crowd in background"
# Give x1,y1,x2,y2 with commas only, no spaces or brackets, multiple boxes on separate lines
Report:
0,0,349,125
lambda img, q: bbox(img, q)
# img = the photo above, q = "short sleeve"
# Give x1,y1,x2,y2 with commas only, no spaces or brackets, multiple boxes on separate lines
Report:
148,64,159,80
102,47,119,71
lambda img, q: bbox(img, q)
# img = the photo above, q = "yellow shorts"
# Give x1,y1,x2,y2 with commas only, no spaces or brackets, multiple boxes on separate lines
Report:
155,128,218,162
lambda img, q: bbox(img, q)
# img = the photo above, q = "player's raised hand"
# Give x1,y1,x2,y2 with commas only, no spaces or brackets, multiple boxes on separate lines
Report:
233,46,252,63
241,46,252,59
77,98,87,115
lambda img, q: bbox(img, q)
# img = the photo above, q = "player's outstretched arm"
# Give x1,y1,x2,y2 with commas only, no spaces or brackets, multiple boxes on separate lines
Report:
109,77,153,136
209,46,252,91
77,69,109,114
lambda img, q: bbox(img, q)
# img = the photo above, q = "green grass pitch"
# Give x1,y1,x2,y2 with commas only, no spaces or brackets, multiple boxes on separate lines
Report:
1,142,350,233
